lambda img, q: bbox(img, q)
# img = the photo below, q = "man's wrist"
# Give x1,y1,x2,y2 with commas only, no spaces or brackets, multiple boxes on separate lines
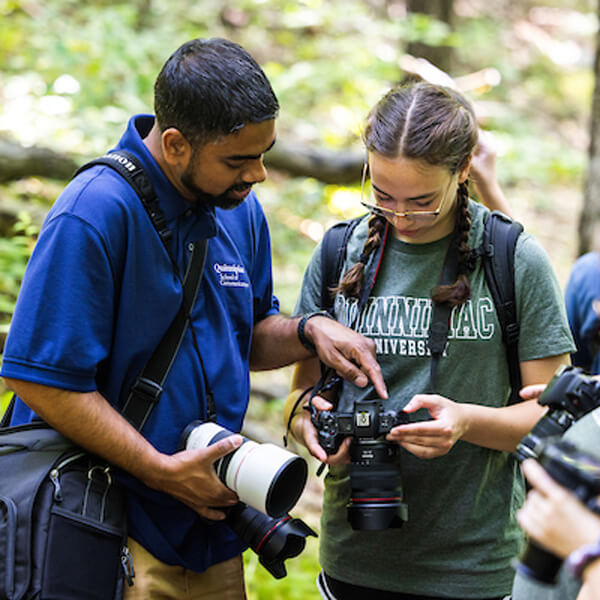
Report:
297,310,333,353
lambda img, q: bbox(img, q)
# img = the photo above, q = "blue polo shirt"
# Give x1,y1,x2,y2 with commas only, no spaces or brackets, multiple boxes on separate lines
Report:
565,251,600,374
1,115,280,571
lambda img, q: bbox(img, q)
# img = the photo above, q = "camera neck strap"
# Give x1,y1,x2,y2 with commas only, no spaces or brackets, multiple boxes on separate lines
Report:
75,151,213,432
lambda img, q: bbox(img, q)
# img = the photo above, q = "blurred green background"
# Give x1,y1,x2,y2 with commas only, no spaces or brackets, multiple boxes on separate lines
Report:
0,0,597,597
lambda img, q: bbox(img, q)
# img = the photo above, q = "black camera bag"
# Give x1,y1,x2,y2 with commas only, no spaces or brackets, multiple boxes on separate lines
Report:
0,423,128,600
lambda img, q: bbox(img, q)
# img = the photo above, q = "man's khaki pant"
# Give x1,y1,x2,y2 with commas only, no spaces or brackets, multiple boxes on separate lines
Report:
124,538,247,600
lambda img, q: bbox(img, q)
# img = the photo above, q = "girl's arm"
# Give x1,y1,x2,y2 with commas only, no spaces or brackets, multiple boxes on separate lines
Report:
386,353,570,458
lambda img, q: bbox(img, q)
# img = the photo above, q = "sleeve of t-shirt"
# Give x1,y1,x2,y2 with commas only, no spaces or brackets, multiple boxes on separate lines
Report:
248,200,280,322
564,252,600,370
514,233,576,362
1,213,116,391
293,240,323,317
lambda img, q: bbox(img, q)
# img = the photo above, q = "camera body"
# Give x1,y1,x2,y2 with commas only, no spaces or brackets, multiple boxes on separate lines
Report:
312,399,410,531
515,365,600,463
516,440,600,584
314,398,409,455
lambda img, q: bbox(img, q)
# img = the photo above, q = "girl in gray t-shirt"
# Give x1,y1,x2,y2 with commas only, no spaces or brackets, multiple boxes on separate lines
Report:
285,81,574,600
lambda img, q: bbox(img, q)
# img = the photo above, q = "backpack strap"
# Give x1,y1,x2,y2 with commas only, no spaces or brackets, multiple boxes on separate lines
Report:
481,210,524,405
320,216,363,311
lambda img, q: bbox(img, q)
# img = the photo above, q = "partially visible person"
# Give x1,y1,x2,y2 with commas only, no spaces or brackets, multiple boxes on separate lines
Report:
517,458,600,600
565,252,600,374
512,379,600,600
286,80,574,599
1,37,386,599
470,129,514,218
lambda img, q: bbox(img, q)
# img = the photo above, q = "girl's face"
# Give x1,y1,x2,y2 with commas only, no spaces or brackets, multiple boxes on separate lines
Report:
366,152,470,244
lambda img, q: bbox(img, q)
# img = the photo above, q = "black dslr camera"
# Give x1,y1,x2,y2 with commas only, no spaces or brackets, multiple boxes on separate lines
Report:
312,399,409,531
515,365,600,463
515,440,600,584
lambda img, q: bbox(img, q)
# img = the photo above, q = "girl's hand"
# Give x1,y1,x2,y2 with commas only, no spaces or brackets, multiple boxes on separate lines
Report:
386,394,469,458
290,395,351,465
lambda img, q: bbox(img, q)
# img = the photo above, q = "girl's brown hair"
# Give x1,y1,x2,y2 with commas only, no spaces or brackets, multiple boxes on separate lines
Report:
337,81,478,307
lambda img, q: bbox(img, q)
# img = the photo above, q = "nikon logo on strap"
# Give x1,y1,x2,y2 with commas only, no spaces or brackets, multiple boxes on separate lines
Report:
105,152,137,173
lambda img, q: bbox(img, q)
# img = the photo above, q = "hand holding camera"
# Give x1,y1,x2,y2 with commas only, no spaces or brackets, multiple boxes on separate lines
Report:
385,393,469,459
515,441,600,584
160,432,244,521
517,458,600,562
181,421,316,579
311,399,409,531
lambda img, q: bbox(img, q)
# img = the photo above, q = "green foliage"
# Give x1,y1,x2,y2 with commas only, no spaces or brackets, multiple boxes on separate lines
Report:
0,389,11,420
0,214,38,335
243,536,321,600
0,2,597,594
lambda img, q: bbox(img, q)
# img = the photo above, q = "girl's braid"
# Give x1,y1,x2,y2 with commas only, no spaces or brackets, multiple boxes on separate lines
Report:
431,179,472,307
336,213,387,299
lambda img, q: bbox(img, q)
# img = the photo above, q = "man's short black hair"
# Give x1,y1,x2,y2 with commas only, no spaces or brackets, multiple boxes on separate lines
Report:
154,37,279,146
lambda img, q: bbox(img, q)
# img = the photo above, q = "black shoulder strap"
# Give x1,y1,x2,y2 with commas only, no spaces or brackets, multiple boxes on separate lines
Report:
482,211,524,405
74,150,174,261
74,151,208,430
427,227,461,393
121,239,208,430
320,216,362,311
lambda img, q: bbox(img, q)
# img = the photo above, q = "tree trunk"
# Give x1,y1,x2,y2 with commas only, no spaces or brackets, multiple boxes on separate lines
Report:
264,140,363,184
578,0,600,255
0,138,79,183
0,138,365,186
406,0,454,74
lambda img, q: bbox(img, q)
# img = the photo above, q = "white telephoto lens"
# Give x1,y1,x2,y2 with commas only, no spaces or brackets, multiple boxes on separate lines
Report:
223,440,307,517
184,422,307,518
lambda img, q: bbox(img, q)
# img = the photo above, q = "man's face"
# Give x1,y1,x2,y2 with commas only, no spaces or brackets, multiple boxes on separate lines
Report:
180,119,276,209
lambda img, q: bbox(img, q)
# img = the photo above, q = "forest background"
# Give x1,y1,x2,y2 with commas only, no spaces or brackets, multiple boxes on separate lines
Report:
0,0,597,598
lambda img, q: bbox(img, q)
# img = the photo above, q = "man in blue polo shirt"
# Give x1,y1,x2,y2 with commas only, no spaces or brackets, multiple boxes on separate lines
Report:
1,38,386,599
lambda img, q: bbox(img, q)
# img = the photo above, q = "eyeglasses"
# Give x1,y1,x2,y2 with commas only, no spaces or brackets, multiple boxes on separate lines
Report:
360,162,452,222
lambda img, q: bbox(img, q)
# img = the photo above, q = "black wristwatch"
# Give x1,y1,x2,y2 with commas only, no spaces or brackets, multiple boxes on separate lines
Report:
297,310,333,353
566,538,600,579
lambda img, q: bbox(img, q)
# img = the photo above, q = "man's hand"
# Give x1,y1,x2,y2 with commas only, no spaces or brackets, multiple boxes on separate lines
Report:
152,434,244,520
304,316,387,399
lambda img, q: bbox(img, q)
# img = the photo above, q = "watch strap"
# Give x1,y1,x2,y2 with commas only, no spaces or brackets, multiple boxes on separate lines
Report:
297,310,333,353
566,538,600,579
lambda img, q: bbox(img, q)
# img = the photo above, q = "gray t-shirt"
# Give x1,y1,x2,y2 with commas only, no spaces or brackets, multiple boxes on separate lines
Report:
294,201,575,598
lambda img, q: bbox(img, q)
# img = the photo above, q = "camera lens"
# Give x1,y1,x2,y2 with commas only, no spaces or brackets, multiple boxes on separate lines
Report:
183,421,308,517
225,502,317,579
346,440,408,531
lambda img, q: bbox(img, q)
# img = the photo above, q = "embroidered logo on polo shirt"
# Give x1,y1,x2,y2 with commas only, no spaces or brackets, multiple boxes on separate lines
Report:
214,263,249,288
